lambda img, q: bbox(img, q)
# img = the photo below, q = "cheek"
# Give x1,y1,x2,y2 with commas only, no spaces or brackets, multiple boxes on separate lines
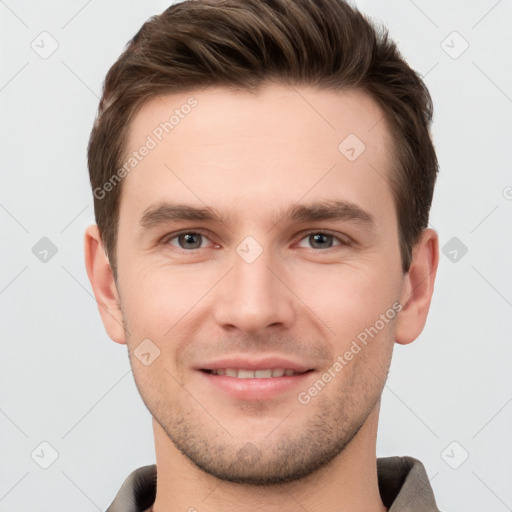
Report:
289,261,400,337
120,263,198,321
118,263,223,371
128,349,187,417
117,237,403,347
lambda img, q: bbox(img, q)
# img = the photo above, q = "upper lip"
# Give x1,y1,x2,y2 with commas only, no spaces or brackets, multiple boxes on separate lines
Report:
198,356,313,373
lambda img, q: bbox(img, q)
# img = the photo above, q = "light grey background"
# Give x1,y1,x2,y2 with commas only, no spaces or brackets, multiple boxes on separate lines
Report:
1,1,511,511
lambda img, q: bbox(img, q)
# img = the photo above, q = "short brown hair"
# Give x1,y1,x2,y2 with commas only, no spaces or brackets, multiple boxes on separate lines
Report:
88,0,438,276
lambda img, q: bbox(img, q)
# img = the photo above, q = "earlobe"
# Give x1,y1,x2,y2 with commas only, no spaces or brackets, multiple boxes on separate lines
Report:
84,225,126,344
394,228,439,345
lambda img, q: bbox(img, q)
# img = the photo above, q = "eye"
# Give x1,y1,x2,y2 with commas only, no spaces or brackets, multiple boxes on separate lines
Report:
296,232,347,250
162,230,349,252
165,231,213,250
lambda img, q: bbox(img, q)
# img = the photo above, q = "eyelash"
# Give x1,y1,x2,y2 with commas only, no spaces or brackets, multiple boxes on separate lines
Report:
161,229,351,252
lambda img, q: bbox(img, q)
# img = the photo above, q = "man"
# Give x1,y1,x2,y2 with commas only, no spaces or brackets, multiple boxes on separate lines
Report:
84,0,440,510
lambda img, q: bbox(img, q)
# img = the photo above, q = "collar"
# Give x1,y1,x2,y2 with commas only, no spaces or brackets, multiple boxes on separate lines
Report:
106,455,439,512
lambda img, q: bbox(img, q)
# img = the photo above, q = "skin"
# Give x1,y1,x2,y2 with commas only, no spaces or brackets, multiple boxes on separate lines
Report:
85,84,438,512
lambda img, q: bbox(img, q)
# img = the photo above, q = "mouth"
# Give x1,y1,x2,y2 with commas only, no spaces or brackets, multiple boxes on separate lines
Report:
197,364,315,400
201,368,312,378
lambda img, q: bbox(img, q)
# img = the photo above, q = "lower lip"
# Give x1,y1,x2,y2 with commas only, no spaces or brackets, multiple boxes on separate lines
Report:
198,370,314,400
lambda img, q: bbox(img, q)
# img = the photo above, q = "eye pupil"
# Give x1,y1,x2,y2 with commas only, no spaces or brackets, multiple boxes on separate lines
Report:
310,233,332,249
179,233,202,249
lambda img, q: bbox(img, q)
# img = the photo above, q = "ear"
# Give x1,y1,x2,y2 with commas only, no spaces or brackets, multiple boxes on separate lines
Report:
84,225,126,344
395,228,439,345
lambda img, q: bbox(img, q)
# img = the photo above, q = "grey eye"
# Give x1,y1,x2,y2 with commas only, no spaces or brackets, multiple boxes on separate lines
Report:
308,233,334,249
170,232,206,250
297,232,341,249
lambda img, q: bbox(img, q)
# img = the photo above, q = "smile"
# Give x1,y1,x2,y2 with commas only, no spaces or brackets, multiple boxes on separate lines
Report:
203,368,308,378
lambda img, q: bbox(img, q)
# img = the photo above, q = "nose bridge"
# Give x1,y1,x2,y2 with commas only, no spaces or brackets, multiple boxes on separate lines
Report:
213,239,294,332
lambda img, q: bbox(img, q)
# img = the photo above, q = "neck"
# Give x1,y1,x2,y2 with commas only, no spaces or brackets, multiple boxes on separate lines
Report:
151,404,386,512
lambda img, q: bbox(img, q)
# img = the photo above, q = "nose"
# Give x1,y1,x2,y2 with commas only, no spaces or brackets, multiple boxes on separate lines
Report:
212,244,296,334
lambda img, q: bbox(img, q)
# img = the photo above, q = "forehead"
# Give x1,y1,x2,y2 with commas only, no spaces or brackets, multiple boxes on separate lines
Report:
120,84,394,223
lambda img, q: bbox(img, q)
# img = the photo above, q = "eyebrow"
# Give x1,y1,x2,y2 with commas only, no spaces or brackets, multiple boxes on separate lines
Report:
139,200,374,230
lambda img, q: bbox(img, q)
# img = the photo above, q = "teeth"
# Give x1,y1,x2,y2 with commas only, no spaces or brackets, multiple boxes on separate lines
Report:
255,369,272,378
237,369,255,379
209,368,301,378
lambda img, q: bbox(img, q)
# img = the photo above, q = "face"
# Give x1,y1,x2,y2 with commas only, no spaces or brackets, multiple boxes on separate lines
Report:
109,84,409,483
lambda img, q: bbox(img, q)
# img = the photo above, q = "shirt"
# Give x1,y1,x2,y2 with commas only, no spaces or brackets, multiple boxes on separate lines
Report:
105,455,440,511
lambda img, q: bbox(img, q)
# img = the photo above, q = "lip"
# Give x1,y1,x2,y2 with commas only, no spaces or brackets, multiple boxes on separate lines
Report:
196,356,313,373
197,369,314,400
195,356,315,400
